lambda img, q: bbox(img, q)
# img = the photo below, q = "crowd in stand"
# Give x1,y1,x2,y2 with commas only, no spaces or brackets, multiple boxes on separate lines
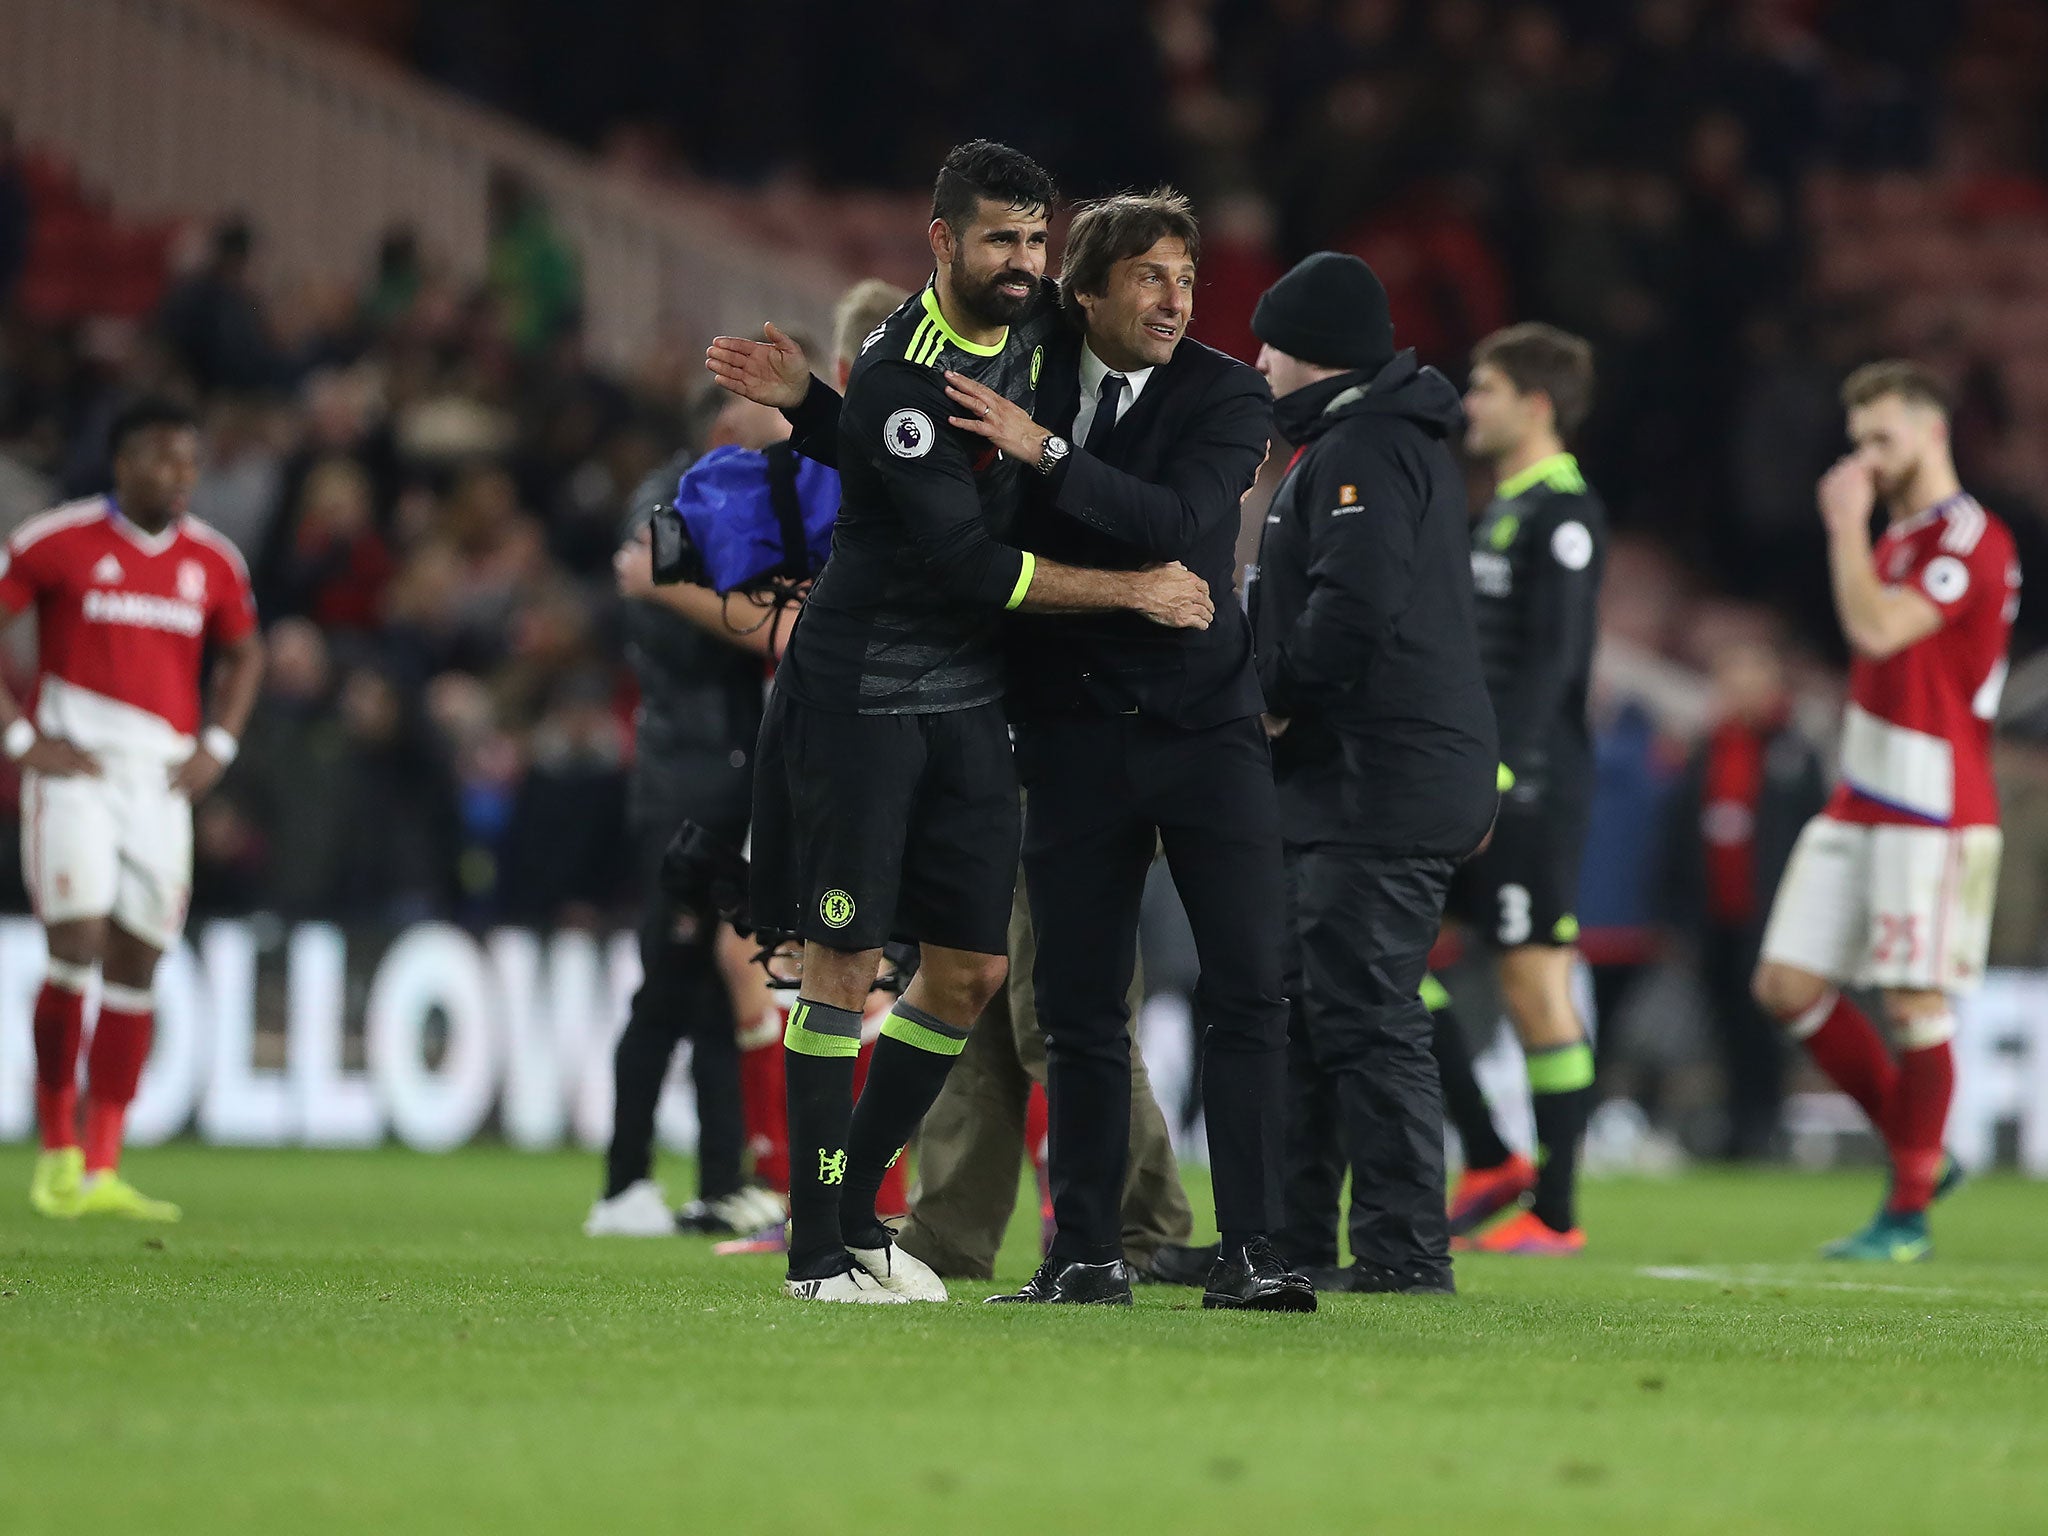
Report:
383,0,2048,652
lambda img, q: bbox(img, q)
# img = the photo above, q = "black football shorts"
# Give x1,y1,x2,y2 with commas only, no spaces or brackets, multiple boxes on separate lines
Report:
749,690,1020,954
1447,795,1589,949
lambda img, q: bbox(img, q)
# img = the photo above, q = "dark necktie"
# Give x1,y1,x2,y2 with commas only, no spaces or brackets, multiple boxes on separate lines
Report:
1084,372,1126,456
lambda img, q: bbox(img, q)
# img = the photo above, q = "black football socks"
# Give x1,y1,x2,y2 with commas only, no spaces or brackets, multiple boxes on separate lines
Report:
1527,1039,1596,1232
782,997,864,1277
840,1003,969,1249
1428,986,1513,1171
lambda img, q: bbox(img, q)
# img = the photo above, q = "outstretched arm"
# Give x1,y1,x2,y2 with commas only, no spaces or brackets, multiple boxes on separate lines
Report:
708,325,843,468
945,369,1270,560
853,362,1212,629
705,323,812,409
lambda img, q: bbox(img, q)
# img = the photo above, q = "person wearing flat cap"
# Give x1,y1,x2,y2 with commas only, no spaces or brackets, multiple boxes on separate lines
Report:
1245,251,1500,1295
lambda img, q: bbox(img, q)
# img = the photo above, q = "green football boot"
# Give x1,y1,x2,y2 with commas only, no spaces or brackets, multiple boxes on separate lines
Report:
1820,1209,1931,1263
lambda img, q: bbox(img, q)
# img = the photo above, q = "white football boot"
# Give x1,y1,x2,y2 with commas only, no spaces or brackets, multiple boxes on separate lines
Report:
782,1264,908,1303
583,1179,679,1237
713,1186,790,1234
847,1239,948,1301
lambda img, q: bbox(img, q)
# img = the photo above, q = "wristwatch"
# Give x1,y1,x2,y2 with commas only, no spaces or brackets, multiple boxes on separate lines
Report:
1036,434,1070,476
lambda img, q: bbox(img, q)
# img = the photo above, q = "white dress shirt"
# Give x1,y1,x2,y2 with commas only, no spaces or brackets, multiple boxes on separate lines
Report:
1071,342,1155,448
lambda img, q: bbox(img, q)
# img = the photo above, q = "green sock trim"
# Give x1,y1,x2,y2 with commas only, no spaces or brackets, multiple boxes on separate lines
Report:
1419,974,1451,1013
880,1002,969,1058
1526,1040,1594,1095
784,999,863,1059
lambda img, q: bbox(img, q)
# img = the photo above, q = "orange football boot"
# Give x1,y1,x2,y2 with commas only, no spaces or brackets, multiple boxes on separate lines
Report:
1447,1152,1537,1236
1456,1208,1584,1255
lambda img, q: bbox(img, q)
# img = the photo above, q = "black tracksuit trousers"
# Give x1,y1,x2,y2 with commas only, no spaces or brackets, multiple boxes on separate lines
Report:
1278,844,1458,1282
604,825,744,1202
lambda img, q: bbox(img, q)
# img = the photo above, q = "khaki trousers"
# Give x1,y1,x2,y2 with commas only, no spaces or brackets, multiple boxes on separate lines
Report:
895,879,1194,1278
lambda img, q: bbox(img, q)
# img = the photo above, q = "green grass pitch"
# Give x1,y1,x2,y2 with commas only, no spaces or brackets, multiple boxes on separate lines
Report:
4,1145,2046,1535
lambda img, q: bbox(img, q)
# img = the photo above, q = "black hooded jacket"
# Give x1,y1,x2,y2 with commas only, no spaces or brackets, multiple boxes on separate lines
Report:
1248,351,1499,855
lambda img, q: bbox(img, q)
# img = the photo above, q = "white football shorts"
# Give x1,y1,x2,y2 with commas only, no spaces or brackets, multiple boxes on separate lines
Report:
20,757,193,951
1759,814,2001,994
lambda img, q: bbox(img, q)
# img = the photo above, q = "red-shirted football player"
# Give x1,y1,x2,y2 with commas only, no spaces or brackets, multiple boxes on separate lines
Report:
3,398,264,1221
1753,361,2017,1262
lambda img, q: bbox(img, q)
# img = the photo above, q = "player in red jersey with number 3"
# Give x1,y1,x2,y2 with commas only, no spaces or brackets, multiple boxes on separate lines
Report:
1753,361,2017,1262
3,399,264,1221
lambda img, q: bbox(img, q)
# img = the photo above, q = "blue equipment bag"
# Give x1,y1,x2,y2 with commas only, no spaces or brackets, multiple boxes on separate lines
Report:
649,442,839,595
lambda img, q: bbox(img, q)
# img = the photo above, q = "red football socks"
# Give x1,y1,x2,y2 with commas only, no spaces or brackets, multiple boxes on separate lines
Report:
740,1008,790,1192
1889,1036,1956,1214
1792,992,1898,1129
1791,991,1959,1211
83,987,154,1174
32,969,89,1152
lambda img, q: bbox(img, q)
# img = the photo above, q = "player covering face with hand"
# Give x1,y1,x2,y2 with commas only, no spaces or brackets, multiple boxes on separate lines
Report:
1751,361,2017,1262
8,397,264,1222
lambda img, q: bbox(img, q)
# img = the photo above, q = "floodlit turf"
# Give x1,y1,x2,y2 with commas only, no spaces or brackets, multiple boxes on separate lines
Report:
4,1148,2046,1536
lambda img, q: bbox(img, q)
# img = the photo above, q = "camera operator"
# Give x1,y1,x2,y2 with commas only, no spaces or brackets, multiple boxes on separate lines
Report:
584,392,800,1238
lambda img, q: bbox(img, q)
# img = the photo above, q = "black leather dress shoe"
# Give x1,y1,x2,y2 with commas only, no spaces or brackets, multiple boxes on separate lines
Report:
985,1256,1134,1305
1202,1238,1318,1312
1132,1242,1220,1288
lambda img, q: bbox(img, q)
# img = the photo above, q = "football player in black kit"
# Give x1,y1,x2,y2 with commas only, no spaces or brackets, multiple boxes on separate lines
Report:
1437,323,1607,1256
711,141,1215,1303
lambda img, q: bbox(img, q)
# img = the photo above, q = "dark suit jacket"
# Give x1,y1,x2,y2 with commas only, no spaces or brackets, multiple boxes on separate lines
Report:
1009,334,1273,728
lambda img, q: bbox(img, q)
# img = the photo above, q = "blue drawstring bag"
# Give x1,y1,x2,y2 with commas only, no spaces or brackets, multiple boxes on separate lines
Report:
650,442,839,595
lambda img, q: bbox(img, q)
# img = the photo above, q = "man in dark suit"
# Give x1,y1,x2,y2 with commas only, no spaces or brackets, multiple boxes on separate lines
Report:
944,191,1312,1311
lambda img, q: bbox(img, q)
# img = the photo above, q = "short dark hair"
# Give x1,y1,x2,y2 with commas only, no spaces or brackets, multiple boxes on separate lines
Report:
109,395,199,457
1057,188,1201,326
1841,358,1949,417
1472,323,1596,436
931,140,1057,233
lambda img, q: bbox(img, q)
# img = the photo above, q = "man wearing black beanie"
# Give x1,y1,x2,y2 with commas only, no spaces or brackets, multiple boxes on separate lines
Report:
1246,251,1500,1293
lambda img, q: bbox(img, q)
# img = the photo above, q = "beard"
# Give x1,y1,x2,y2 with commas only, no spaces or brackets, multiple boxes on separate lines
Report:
951,254,1034,329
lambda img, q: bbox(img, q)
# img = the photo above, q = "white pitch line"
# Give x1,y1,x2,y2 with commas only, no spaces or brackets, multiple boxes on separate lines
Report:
1636,1264,2048,1301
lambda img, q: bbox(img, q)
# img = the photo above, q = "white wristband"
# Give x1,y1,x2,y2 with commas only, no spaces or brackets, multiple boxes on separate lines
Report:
4,718,35,761
202,726,239,766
